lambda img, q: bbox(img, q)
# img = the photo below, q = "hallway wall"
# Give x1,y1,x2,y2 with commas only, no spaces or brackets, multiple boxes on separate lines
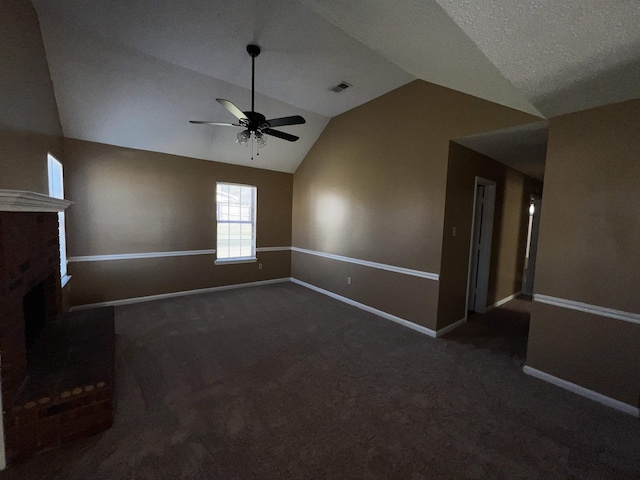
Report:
526,99,640,409
438,143,542,329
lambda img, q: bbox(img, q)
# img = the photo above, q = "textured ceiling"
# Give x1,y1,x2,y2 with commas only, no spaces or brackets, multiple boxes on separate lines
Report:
435,0,640,117
300,0,543,117
32,0,640,175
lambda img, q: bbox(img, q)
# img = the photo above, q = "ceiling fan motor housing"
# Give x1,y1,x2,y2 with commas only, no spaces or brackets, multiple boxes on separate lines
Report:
247,44,261,58
243,111,267,131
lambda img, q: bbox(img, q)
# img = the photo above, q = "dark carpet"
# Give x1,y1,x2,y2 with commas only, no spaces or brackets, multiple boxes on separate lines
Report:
2,283,639,479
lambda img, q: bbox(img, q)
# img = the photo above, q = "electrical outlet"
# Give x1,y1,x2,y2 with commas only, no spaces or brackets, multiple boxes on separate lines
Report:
347,276,352,285
258,263,263,270
453,227,457,237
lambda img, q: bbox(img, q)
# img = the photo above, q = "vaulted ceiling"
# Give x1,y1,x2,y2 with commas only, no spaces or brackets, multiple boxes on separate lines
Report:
33,0,640,174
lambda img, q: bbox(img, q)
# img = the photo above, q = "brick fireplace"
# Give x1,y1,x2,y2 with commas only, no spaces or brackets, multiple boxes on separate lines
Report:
0,210,62,409
0,191,114,465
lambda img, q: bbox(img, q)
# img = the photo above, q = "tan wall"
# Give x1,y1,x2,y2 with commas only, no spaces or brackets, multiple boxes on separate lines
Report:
438,143,542,329
64,139,293,306
292,80,539,330
526,100,640,407
0,0,63,193
68,252,291,305
292,251,439,327
527,303,639,407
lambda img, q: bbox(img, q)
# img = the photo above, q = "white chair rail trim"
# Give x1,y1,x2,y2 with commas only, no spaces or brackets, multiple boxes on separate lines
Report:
291,247,439,281
68,246,295,262
534,294,640,325
256,246,291,252
68,249,218,262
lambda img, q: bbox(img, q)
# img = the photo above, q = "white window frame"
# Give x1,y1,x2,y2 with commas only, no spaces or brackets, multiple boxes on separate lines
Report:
215,182,257,265
47,154,70,286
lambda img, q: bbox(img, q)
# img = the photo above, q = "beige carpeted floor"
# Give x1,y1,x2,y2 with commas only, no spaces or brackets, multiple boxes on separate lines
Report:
2,282,639,479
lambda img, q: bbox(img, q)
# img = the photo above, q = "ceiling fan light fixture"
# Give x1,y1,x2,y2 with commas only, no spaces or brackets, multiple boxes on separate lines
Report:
256,130,267,148
236,130,250,146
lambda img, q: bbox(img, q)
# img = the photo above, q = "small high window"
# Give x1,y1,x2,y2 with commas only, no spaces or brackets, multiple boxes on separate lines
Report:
215,183,257,263
47,154,69,285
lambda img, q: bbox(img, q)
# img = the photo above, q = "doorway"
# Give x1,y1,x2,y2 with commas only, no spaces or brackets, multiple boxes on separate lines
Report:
466,177,496,314
522,194,542,295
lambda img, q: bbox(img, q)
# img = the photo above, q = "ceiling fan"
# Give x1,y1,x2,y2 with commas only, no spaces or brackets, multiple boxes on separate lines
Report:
190,44,305,158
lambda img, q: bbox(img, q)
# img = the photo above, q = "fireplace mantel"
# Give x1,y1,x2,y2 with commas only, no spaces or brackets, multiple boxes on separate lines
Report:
0,190,73,212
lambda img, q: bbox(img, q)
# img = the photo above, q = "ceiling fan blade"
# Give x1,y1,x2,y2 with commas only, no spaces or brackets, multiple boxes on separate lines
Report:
189,121,241,126
264,128,299,142
266,115,306,128
216,99,248,121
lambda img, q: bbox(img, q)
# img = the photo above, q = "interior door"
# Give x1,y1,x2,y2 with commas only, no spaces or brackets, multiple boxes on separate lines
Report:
467,178,496,313
468,184,484,310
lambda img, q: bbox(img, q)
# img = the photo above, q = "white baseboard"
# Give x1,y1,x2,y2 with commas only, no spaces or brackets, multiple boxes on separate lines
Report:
523,366,639,417
435,317,467,337
486,291,522,312
71,276,464,341
69,278,292,311
291,278,438,338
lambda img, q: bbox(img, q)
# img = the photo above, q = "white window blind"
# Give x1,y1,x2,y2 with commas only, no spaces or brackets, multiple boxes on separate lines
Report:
216,183,257,260
47,154,68,281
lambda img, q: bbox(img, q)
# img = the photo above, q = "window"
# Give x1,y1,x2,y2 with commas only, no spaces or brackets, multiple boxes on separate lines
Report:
216,183,257,263
47,154,69,285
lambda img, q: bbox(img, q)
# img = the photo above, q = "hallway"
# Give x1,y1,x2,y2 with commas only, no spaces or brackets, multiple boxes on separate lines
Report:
443,296,532,366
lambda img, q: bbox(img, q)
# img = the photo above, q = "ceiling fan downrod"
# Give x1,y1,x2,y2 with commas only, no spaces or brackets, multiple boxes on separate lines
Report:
247,44,261,113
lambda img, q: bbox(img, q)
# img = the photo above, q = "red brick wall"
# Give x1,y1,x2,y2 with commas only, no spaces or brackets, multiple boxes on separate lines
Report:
9,381,113,460
0,212,62,454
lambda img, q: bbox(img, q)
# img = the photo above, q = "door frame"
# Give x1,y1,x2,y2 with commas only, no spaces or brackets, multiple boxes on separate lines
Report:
465,176,496,315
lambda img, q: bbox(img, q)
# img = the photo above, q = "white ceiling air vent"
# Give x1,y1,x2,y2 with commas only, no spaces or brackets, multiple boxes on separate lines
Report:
330,81,352,92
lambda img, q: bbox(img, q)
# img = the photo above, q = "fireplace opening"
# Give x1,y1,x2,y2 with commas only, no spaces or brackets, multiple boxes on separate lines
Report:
23,282,47,352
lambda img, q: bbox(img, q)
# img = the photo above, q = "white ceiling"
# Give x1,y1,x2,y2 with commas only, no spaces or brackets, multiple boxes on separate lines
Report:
32,0,640,175
37,15,331,173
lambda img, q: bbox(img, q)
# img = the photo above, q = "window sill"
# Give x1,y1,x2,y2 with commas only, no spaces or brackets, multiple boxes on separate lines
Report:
214,257,257,265
61,274,72,287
